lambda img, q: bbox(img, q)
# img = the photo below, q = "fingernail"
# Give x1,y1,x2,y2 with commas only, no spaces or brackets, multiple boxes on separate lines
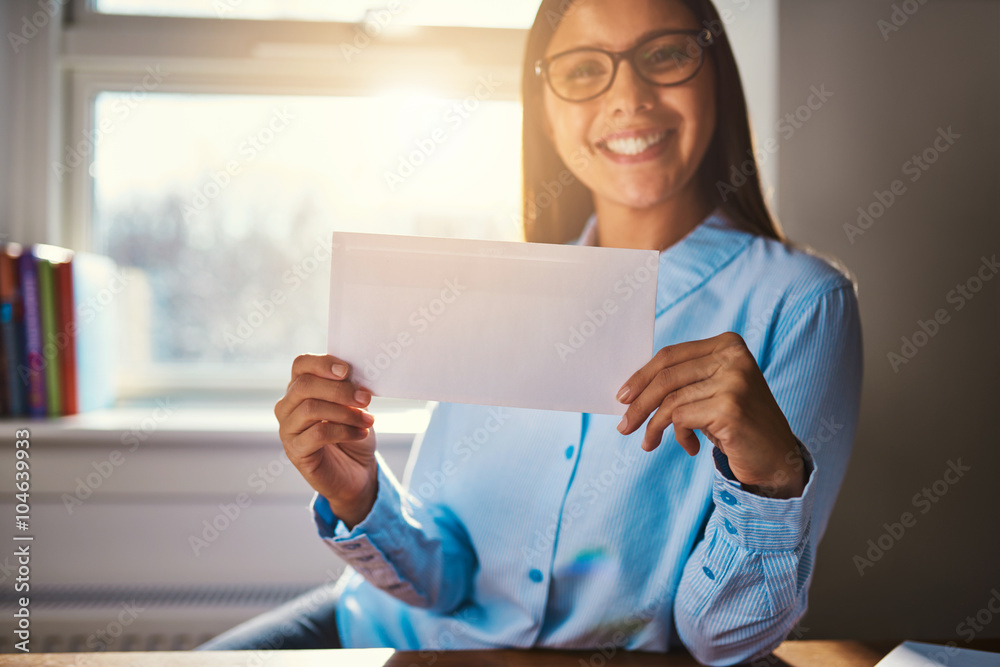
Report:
617,415,628,433
331,363,348,379
616,386,630,402
360,411,374,425
354,389,371,406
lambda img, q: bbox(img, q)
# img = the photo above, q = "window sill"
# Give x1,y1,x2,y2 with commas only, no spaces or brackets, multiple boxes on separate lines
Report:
0,397,430,449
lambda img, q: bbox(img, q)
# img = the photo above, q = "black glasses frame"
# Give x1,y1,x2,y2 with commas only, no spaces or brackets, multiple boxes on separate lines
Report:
534,28,716,103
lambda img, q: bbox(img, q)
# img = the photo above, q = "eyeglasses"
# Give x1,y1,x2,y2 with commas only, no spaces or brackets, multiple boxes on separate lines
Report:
535,29,715,103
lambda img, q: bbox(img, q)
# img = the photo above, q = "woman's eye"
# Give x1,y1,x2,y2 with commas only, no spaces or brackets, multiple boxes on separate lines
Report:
566,61,605,80
644,47,687,69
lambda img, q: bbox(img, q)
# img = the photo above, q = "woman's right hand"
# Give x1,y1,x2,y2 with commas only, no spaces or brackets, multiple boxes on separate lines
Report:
275,354,378,530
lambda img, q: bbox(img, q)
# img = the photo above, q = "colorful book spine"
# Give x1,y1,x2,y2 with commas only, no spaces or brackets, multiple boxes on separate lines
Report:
0,244,26,416
35,256,62,416
3,242,117,417
18,253,47,418
55,260,78,415
32,244,77,416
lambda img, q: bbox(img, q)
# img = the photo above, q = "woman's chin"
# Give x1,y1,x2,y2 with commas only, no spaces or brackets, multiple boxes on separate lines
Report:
600,184,679,212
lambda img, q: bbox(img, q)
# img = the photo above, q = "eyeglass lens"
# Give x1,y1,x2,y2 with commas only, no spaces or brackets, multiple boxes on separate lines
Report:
547,32,705,101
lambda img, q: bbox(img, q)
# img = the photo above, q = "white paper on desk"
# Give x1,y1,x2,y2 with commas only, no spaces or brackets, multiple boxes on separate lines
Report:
328,232,658,415
875,641,1000,666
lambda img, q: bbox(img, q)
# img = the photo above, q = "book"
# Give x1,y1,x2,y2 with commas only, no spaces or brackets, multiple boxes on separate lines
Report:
32,245,75,416
55,259,78,415
35,254,59,415
0,243,25,415
18,252,46,418
0,315,7,414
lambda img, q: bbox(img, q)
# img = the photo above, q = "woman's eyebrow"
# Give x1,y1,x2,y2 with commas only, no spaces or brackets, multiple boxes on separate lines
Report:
550,26,696,55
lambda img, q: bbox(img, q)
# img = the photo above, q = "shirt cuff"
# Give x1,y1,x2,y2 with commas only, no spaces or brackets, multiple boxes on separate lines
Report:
310,461,394,542
308,462,426,605
709,439,816,552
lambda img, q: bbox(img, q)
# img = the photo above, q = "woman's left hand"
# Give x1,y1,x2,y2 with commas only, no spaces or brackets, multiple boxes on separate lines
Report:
616,332,806,498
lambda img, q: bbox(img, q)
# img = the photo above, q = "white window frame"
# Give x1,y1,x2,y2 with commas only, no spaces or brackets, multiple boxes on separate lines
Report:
53,0,527,397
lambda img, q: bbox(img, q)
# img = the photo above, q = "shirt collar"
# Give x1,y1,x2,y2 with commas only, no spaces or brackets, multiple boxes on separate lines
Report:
570,207,754,316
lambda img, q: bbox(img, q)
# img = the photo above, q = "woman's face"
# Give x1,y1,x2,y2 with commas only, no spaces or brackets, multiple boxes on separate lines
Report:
542,0,717,212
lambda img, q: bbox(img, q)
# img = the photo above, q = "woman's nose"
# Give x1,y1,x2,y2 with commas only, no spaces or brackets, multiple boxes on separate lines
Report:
603,59,656,115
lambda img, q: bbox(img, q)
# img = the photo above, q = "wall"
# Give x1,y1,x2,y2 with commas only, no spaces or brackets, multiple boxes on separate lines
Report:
1,0,62,246
777,0,1000,640
0,3,11,235
716,0,780,200
636,0,782,231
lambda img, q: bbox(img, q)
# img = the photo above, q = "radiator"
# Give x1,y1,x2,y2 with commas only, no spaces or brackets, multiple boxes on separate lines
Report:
0,583,320,653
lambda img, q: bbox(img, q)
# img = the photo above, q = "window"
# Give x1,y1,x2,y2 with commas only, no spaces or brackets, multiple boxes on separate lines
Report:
91,92,522,386
61,0,534,397
93,0,542,29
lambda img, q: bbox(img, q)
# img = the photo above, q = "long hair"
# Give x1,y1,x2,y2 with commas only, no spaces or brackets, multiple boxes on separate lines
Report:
521,0,786,245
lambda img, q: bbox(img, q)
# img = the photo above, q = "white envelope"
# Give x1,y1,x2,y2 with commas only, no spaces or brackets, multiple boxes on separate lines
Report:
328,232,658,415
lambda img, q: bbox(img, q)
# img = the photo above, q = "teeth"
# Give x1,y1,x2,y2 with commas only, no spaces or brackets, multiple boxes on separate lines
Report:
603,131,669,156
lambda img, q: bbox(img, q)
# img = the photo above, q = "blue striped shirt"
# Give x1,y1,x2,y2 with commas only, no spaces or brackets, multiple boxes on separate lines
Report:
311,207,863,665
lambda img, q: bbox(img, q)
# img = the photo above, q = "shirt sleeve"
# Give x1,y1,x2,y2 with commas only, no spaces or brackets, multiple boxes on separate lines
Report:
309,406,478,615
674,282,863,666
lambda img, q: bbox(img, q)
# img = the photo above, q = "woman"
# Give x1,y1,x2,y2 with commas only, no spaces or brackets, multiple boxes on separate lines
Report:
200,0,862,664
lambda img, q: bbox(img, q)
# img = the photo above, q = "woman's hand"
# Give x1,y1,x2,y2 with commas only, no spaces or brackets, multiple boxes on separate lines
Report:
616,332,806,498
275,354,379,528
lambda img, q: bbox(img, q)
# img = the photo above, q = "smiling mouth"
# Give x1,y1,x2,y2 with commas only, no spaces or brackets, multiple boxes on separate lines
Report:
596,130,672,156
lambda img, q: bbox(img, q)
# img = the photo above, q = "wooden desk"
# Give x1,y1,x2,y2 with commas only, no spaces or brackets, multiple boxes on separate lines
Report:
0,640,997,666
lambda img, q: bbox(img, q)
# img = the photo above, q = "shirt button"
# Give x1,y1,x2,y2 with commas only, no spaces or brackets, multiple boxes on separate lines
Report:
565,445,574,459
702,566,715,580
719,490,738,506
528,568,544,583
724,518,738,535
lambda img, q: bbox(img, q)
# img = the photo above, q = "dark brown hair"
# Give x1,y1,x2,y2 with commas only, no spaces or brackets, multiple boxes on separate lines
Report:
521,0,786,245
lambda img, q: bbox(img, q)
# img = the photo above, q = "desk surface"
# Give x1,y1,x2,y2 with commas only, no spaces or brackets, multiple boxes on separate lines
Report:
0,640,997,666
